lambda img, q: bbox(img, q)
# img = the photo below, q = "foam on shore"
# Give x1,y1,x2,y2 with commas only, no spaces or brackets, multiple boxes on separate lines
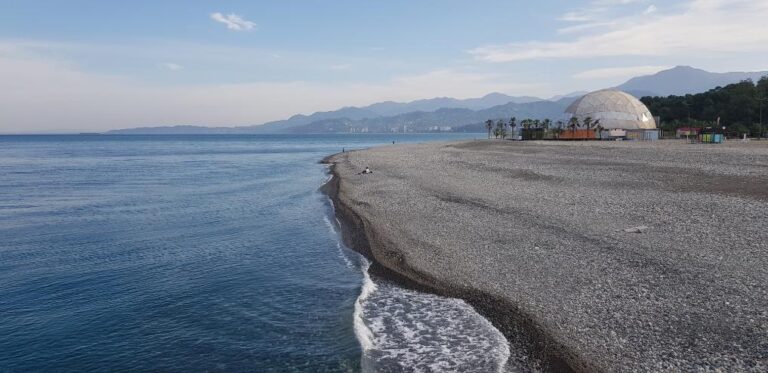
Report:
323,177,513,372
360,278,510,372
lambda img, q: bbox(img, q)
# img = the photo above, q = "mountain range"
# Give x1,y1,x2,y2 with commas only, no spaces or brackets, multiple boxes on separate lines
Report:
108,66,768,134
616,66,768,97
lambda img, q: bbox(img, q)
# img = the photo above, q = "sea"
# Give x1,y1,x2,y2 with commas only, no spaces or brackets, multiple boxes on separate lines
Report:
0,134,511,372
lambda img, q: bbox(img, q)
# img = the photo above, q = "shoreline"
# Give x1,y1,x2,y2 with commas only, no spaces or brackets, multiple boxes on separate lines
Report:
321,152,581,372
321,140,768,372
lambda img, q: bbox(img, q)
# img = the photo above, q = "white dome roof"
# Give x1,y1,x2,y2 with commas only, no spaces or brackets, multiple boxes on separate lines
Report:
565,89,656,130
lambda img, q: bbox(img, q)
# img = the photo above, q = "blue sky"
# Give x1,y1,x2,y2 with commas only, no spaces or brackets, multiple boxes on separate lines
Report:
1,0,767,132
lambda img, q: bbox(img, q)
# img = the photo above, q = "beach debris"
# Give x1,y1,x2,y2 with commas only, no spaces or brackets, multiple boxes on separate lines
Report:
622,225,650,233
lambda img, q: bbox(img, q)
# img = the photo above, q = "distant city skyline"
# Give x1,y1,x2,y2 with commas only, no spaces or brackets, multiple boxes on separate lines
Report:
1,0,767,132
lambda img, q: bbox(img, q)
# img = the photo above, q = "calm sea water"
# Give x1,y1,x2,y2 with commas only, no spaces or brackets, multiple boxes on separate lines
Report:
0,134,509,372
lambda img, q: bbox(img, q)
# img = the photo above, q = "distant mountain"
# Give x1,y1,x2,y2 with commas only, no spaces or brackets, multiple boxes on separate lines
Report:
616,66,768,97
251,92,543,132
287,99,572,134
107,92,546,134
547,91,588,101
109,66,768,135
362,92,543,117
109,98,572,135
248,106,380,133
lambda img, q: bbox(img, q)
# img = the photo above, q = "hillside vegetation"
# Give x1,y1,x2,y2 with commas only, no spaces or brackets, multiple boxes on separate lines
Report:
641,76,768,137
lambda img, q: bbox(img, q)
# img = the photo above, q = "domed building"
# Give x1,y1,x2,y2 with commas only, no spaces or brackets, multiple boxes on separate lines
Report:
565,89,656,130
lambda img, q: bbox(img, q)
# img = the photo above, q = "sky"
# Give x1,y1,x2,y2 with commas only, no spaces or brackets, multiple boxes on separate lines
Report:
1,0,767,133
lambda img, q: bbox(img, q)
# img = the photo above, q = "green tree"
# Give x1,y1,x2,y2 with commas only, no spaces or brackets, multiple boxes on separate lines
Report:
485,119,493,139
568,116,580,132
521,119,533,129
509,117,517,139
757,77,768,138
640,76,768,137
542,119,552,130
594,119,603,132
495,119,506,139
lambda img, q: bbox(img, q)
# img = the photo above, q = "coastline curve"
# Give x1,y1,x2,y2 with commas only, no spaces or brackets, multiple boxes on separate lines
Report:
320,154,583,373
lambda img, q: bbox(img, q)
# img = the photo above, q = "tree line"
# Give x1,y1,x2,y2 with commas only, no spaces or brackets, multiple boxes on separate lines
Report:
640,76,768,137
484,117,603,139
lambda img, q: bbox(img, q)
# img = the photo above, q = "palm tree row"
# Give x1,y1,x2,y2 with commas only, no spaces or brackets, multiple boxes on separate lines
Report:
484,116,604,139
486,117,518,139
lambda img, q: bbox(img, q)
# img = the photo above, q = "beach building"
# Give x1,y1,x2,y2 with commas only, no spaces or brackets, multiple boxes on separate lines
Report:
565,89,659,140
676,127,701,138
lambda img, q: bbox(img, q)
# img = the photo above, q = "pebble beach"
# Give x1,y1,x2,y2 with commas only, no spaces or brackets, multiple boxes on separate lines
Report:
324,139,768,372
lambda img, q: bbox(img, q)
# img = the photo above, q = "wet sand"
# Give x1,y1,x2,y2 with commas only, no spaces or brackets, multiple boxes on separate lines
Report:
323,139,768,372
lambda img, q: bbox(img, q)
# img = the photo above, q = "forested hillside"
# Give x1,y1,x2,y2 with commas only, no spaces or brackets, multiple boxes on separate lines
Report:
641,77,768,137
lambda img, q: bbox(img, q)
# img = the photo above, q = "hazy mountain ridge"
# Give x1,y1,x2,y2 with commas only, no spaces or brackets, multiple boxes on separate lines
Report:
107,66,768,134
362,93,543,117
287,99,573,133
616,66,768,97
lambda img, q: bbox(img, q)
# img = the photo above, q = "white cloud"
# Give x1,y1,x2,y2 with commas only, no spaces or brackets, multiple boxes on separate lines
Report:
470,0,768,62
210,12,256,31
558,0,647,23
643,4,658,14
559,10,599,22
573,65,670,79
161,63,183,71
593,0,647,4
557,21,617,34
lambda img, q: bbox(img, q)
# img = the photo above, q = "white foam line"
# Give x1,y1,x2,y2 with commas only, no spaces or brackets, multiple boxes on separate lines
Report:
354,258,377,351
336,242,356,269
322,215,337,235
492,319,511,373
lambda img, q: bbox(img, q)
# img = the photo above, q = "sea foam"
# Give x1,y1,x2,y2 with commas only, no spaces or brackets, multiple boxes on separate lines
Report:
359,278,510,372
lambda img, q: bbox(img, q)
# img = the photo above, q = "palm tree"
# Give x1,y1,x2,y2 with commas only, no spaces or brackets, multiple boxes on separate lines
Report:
522,119,532,129
485,119,493,139
582,116,593,130
496,119,507,139
568,117,580,132
509,117,517,139
542,119,552,130
554,120,564,139
553,127,564,139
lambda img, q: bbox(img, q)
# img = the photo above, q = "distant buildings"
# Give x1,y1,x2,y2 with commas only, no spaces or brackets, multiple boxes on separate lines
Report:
676,127,700,138
428,126,453,132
